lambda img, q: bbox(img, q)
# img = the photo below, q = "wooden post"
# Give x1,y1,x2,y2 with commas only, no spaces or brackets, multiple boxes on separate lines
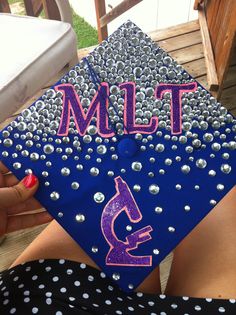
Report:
193,0,204,10
198,2,219,92
94,0,108,42
100,0,143,28
24,0,43,17
0,0,11,13
42,0,61,20
206,0,236,98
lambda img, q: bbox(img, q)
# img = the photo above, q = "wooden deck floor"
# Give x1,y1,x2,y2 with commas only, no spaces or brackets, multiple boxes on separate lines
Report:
0,20,235,291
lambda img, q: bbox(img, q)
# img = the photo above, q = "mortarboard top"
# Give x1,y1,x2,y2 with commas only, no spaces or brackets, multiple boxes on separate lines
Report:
0,21,236,292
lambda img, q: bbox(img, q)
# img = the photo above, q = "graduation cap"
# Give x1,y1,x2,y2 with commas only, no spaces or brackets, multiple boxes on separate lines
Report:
0,20,236,292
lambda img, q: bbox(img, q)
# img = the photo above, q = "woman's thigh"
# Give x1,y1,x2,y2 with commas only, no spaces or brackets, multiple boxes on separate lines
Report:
165,186,236,299
11,220,161,294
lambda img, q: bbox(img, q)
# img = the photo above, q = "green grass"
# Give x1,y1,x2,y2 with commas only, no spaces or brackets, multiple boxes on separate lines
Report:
72,11,98,49
8,1,98,49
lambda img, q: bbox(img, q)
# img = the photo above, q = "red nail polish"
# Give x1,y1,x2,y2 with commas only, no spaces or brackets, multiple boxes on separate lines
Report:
22,174,38,189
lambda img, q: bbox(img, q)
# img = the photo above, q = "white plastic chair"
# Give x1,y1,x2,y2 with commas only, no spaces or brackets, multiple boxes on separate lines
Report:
0,0,78,123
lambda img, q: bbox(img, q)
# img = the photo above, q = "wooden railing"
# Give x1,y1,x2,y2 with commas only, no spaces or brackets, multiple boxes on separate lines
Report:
194,0,236,96
94,0,143,42
0,0,60,20
0,0,10,13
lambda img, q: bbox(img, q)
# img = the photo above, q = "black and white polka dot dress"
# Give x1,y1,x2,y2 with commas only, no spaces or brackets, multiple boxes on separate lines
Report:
0,259,235,314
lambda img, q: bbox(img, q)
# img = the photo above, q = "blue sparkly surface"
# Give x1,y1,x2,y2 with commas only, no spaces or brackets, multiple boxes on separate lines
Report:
0,21,236,292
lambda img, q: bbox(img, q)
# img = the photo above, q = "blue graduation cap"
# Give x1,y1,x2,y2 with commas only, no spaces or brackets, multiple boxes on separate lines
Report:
0,21,236,292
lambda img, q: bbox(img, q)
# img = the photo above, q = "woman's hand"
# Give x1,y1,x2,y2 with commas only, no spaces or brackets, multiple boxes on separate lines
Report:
0,162,52,237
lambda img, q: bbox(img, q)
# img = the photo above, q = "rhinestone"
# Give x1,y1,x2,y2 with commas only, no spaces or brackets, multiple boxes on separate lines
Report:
128,284,134,290
61,167,70,176
42,171,49,177
135,133,142,140
2,130,10,138
95,137,102,144
229,141,236,150
65,148,73,155
97,145,107,155
209,170,216,176
153,206,163,214
45,181,50,186
56,148,62,153
181,165,190,174
73,140,80,148
16,144,22,151
133,185,141,192
175,184,182,190
126,225,132,232
184,205,191,211
192,139,201,148
17,122,27,131
218,307,225,313
13,162,21,170
43,144,54,154
87,125,97,135
25,168,32,175
71,182,80,190
179,136,187,144
155,144,165,152
131,162,142,172
153,249,160,255
83,135,92,143
76,164,83,171
30,152,39,161
1,151,8,157
196,159,207,169
159,169,165,175
185,146,193,153
91,246,98,253
168,226,175,232
62,137,70,145
149,184,160,195
112,273,120,281
90,167,99,176
107,171,114,177
58,212,63,218
203,133,213,142
46,88,56,98
210,199,217,206
75,214,85,223
211,143,221,151
194,185,200,190
221,164,231,174
149,157,155,163
165,158,172,166
50,191,60,201
94,192,105,203
222,153,229,159
3,138,13,147
217,184,224,191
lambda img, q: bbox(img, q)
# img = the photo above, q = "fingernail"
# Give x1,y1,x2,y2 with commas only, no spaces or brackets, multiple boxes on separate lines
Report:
22,174,38,189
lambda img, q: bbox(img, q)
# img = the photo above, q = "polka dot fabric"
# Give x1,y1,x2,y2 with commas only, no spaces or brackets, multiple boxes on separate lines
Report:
0,259,235,314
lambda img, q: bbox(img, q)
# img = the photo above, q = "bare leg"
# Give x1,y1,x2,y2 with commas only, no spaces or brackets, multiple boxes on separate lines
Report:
165,186,236,299
11,220,161,294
